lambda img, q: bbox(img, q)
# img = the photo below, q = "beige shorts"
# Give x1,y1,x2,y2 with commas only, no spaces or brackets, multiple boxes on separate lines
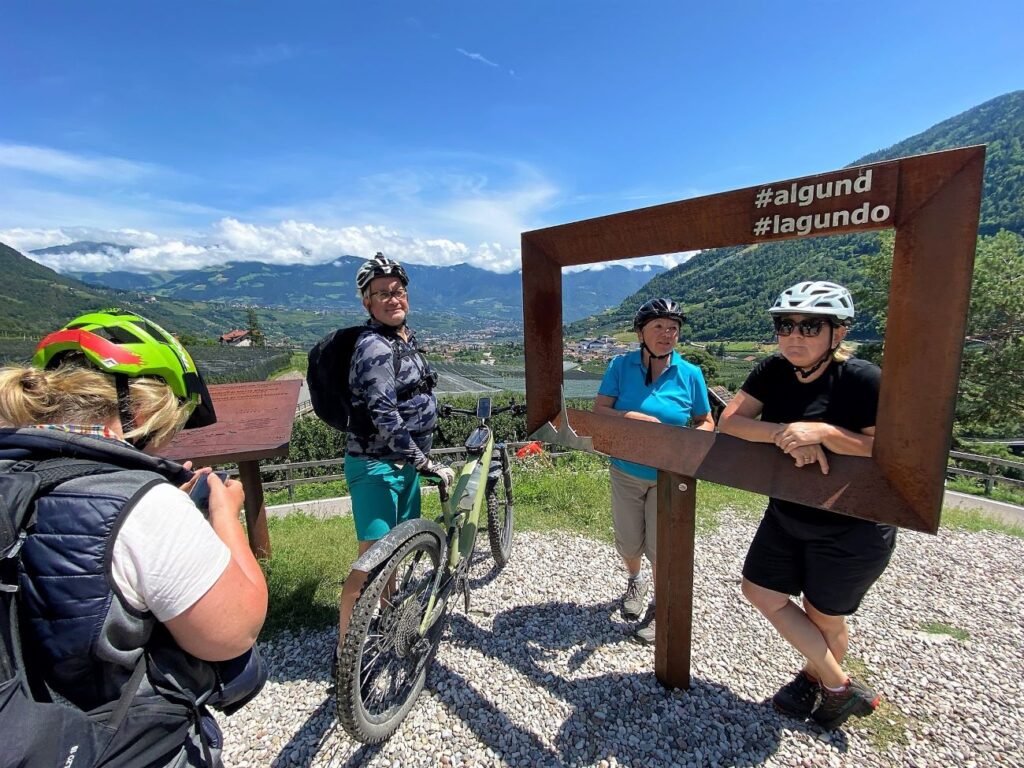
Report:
610,465,658,563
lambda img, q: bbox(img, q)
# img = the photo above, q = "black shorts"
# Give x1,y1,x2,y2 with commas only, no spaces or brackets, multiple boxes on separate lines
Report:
742,508,897,616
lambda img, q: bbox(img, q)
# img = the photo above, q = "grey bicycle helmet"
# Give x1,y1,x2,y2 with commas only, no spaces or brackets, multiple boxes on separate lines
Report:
355,252,409,297
769,281,854,323
633,298,685,332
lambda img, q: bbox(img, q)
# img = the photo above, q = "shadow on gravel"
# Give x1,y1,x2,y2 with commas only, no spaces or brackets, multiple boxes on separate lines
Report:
467,545,506,590
427,601,821,767
268,696,365,768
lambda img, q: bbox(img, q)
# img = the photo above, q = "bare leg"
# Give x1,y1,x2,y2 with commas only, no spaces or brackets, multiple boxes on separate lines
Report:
804,597,849,668
742,578,847,688
338,540,376,643
623,556,643,578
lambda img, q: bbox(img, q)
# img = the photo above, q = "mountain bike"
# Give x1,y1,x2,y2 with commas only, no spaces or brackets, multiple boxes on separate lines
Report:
335,396,525,744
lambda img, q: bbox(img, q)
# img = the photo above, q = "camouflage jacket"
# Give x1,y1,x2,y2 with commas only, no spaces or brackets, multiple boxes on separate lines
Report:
346,320,437,465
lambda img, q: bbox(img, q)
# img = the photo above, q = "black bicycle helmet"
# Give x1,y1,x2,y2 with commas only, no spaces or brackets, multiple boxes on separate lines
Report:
355,252,409,297
633,298,685,332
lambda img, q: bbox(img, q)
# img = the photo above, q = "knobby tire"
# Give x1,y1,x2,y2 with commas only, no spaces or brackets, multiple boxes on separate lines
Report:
335,531,444,744
486,462,514,567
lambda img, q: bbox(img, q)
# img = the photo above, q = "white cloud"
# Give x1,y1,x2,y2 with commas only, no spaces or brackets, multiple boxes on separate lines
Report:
456,48,498,68
4,220,523,275
0,144,557,275
0,143,157,182
0,226,161,253
563,251,699,273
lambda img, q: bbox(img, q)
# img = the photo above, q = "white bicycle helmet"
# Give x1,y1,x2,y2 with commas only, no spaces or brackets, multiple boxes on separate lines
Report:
769,280,855,324
355,252,409,297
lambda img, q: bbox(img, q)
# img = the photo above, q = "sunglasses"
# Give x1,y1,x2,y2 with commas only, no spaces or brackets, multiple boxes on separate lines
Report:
773,317,834,337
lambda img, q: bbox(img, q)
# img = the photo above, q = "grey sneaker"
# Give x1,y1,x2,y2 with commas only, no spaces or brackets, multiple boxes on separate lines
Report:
621,575,649,621
811,677,880,730
772,670,819,719
633,620,656,645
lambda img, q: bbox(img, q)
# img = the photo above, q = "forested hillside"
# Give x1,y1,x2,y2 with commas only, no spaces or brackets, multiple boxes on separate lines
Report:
0,241,247,339
568,90,1024,340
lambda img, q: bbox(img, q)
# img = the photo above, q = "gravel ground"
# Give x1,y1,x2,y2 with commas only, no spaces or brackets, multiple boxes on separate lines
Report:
222,511,1024,768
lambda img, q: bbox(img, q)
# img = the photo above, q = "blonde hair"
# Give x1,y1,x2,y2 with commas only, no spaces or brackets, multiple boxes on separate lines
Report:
0,365,191,448
833,342,854,362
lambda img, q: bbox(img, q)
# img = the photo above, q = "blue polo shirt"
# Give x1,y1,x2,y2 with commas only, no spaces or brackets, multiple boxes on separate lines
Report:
598,350,711,480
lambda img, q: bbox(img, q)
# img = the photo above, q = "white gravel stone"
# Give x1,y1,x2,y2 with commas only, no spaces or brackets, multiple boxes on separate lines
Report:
220,510,1024,767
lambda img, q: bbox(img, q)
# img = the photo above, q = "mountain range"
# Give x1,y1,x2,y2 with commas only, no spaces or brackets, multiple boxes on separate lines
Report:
3,239,663,343
51,255,663,325
567,90,1024,340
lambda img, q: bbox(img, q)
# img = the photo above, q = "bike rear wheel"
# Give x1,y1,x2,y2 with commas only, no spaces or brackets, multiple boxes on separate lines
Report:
335,532,444,744
486,456,514,567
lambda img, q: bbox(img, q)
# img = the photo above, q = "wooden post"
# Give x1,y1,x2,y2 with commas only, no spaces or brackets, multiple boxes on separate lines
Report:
655,470,696,689
237,460,271,558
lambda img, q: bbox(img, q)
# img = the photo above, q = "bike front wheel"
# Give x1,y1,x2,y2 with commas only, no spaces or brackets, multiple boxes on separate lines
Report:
486,462,514,567
335,532,444,744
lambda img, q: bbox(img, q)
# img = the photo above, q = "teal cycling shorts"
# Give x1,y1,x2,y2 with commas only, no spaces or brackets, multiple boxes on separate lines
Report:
345,455,422,541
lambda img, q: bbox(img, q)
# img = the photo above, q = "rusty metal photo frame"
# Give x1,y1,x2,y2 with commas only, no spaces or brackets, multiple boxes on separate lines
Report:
523,146,986,535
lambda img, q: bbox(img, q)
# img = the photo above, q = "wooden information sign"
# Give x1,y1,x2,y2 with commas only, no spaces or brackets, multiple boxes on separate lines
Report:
160,379,301,558
522,146,986,689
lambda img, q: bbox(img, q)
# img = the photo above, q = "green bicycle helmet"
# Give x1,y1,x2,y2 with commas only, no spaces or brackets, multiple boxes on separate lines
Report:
32,309,217,430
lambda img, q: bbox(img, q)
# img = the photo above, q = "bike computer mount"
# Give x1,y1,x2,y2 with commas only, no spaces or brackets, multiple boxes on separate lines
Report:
475,397,492,419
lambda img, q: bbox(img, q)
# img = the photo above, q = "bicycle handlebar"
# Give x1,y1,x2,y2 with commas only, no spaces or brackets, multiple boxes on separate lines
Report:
438,402,527,418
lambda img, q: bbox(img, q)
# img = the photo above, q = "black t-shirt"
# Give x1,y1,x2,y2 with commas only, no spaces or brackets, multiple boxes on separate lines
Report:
741,354,882,529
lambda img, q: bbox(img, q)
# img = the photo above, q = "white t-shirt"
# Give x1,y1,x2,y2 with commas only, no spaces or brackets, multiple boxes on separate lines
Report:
110,482,231,622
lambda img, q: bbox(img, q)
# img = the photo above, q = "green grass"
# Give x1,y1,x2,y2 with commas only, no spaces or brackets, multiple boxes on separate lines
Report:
256,458,1021,640
940,505,1024,537
919,621,970,641
946,476,1024,507
257,454,768,638
268,351,309,380
262,514,357,634
842,657,912,750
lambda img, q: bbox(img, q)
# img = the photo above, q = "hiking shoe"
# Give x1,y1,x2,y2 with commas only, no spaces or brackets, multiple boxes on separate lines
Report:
621,575,649,621
633,620,656,645
772,670,819,719
811,677,880,730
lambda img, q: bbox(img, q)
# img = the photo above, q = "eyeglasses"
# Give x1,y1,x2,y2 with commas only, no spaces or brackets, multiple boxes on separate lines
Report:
369,287,408,302
773,317,833,337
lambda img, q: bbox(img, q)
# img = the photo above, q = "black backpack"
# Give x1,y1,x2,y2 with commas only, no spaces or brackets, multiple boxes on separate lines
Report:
1,457,268,768
306,325,400,433
1,458,142,768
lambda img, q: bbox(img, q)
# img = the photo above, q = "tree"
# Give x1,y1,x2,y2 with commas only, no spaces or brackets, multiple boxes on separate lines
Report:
860,230,1024,437
245,307,266,348
681,347,717,384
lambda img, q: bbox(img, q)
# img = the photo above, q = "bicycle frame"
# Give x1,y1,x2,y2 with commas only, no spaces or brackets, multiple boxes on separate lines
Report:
418,422,496,635
335,396,522,744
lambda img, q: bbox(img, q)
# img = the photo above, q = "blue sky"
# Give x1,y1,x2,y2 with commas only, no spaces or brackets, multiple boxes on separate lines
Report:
2,1,1022,274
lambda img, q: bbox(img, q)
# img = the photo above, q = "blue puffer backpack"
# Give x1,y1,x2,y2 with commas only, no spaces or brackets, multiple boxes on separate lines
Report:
0,429,266,768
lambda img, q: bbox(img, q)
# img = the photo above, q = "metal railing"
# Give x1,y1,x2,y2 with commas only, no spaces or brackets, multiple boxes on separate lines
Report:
259,441,551,501
947,451,1024,495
